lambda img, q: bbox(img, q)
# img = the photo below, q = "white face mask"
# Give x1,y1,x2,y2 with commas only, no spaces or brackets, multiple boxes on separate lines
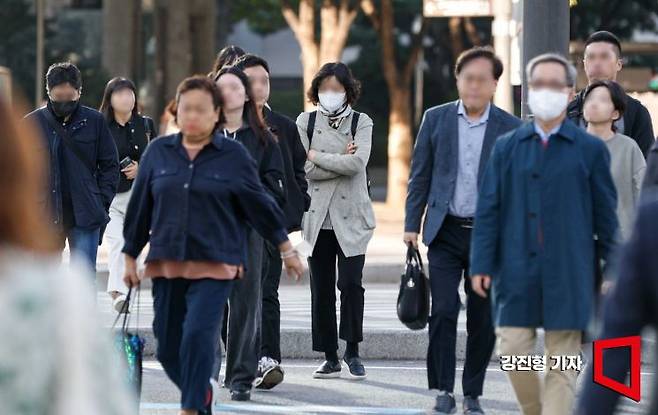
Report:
528,88,570,121
318,92,346,113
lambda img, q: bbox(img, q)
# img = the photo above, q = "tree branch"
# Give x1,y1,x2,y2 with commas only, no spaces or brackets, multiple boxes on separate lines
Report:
360,0,381,33
402,18,427,85
281,0,300,34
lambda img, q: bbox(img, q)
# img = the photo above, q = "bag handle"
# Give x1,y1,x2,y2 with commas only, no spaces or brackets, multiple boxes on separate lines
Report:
405,243,424,270
111,284,141,333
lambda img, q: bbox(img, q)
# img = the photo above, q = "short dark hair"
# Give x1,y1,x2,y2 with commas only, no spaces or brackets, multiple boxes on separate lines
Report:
454,46,504,80
212,45,246,74
234,54,270,74
175,75,223,116
307,62,361,105
99,77,140,121
585,31,622,57
46,62,82,90
583,80,626,121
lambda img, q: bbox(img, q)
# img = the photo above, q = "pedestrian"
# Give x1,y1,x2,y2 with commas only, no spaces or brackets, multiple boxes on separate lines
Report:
470,53,619,415
567,31,655,156
404,46,521,415
25,62,119,275
0,96,135,414
99,77,157,313
214,65,286,401
297,62,375,380
235,53,310,390
122,76,304,415
576,199,658,415
582,80,645,241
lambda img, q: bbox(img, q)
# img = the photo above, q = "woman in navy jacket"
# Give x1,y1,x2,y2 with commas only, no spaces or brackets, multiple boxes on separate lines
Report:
122,76,303,415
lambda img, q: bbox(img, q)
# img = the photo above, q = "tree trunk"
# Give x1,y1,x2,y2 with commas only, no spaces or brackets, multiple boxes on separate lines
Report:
102,0,140,79
386,87,413,208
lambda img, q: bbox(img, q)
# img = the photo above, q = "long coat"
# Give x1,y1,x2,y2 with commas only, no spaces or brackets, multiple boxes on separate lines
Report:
470,120,619,330
296,111,375,257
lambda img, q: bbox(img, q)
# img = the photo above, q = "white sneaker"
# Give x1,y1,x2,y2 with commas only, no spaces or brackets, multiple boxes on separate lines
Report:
112,294,128,314
254,357,284,389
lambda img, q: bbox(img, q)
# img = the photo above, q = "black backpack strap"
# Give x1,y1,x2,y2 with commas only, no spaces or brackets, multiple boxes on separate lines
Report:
143,116,153,142
306,111,317,146
40,109,96,175
350,111,360,138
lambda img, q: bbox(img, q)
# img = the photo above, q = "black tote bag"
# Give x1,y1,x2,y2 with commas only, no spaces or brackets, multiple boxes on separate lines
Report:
396,244,430,330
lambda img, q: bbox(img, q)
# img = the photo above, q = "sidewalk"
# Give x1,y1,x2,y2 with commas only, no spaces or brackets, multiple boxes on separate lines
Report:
101,283,532,361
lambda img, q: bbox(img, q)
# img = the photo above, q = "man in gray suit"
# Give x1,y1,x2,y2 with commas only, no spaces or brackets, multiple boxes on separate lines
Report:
404,47,521,415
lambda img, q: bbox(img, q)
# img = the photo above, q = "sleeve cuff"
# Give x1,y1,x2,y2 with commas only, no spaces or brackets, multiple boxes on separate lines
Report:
269,229,288,247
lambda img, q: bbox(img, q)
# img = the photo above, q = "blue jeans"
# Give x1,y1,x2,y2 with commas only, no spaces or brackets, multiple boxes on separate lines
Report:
59,227,100,273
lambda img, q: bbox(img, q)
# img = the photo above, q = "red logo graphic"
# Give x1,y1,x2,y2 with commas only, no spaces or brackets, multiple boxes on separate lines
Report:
592,335,641,402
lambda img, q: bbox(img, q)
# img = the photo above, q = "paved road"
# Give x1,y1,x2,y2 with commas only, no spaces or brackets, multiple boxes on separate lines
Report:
138,359,652,414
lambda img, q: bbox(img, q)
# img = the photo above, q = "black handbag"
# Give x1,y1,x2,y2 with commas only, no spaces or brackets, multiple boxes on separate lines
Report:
112,286,145,401
397,244,430,330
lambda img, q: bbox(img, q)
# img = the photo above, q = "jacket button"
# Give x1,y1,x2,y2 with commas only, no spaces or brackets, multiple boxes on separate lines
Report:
530,252,537,257
532,173,540,179
341,196,346,199
183,183,189,189
189,164,193,169
529,212,537,218
311,209,315,213
343,216,347,220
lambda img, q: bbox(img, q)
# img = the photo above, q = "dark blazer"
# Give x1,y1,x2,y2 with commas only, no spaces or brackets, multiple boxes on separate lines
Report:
470,120,618,330
404,100,522,245
265,107,310,232
577,199,658,415
26,104,119,230
122,132,288,266
568,89,655,157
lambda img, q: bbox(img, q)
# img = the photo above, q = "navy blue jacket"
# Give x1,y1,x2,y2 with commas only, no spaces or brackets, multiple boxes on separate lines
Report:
578,200,658,415
26,104,119,229
404,100,522,245
470,120,618,330
122,132,288,266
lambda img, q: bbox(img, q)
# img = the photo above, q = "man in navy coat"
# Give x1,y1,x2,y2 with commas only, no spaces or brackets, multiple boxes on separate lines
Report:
404,47,521,415
25,62,119,273
470,53,618,415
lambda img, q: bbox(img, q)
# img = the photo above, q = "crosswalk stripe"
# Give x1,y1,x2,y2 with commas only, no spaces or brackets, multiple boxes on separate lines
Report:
140,402,425,414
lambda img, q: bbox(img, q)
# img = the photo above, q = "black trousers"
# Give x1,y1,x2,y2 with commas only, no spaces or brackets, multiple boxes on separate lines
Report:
308,229,365,352
426,217,495,397
260,241,283,362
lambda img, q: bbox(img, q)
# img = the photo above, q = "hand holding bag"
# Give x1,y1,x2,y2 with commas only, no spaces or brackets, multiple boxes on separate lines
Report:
396,244,430,330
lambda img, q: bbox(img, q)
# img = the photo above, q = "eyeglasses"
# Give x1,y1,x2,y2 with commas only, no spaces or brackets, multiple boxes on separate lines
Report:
528,81,570,91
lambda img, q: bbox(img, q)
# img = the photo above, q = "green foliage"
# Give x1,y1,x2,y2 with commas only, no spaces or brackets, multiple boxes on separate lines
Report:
570,0,658,39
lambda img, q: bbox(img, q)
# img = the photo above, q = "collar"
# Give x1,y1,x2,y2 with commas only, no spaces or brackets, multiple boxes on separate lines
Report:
457,100,491,125
163,131,226,151
519,118,578,142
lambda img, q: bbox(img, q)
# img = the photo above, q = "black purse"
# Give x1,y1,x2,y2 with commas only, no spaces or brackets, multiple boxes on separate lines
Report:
397,244,430,330
112,286,145,401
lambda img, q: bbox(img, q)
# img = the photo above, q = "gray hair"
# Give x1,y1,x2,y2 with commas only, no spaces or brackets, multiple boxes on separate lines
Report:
525,53,577,87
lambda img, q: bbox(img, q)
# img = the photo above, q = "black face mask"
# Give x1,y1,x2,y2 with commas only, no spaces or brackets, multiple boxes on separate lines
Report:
50,99,79,118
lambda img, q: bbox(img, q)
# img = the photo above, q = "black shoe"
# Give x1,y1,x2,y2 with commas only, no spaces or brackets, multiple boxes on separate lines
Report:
463,396,484,414
230,388,251,401
312,360,341,379
342,356,367,380
254,357,285,390
434,391,456,414
202,378,220,415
